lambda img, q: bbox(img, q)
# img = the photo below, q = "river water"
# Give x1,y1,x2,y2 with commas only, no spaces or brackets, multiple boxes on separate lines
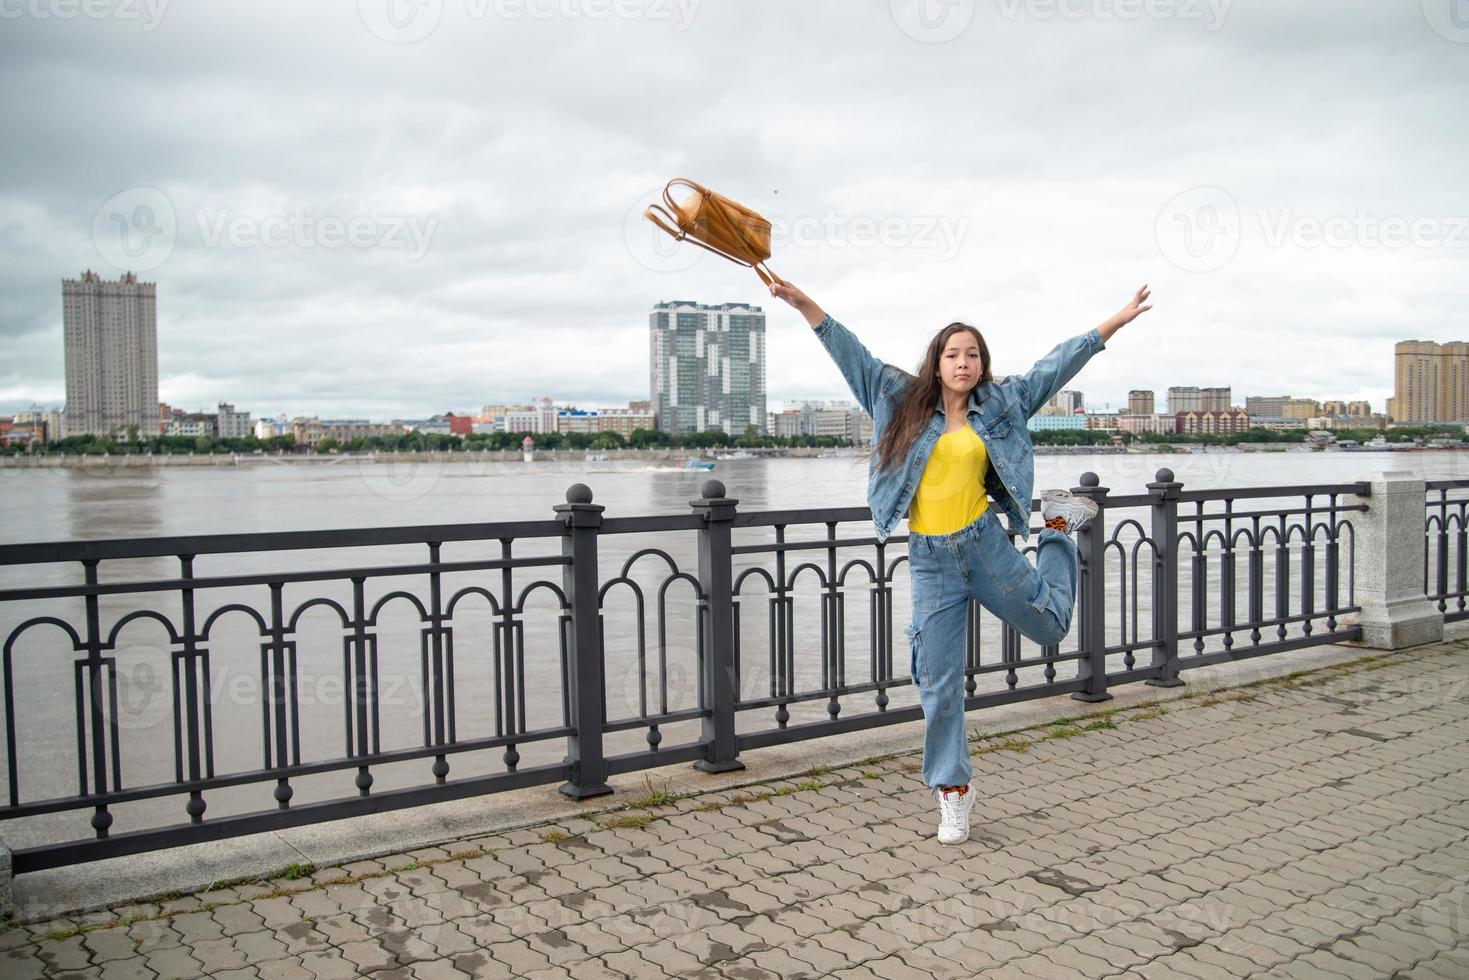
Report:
2,450,1466,849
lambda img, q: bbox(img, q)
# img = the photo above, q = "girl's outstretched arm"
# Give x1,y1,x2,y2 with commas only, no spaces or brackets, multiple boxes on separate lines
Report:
1018,284,1155,419
769,281,892,417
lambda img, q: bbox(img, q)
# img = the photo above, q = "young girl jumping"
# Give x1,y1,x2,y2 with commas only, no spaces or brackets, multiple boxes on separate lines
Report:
769,281,1153,844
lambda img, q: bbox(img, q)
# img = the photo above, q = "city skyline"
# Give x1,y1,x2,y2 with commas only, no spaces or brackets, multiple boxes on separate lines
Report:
22,269,1402,427
2,5,1463,421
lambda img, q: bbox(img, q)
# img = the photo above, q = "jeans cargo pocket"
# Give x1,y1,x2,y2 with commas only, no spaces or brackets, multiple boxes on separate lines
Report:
1026,576,1052,617
906,621,925,687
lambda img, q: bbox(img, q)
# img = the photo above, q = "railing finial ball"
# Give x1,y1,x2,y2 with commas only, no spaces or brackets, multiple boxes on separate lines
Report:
1080,471,1100,487
702,479,726,499
566,483,594,504
1156,467,1175,483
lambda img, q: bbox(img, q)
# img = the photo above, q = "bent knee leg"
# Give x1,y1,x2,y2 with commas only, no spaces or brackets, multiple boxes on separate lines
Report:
1019,576,1071,645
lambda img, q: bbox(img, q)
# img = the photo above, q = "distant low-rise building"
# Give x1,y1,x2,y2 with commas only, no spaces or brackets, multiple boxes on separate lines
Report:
1176,409,1250,434
162,410,218,438
1030,414,1088,431
1249,417,1309,432
1280,398,1321,420
595,406,656,438
399,415,454,436
1168,386,1230,414
12,405,60,444
216,403,253,439
1306,414,1390,431
291,417,401,448
771,400,870,443
1116,413,1177,435
0,418,39,447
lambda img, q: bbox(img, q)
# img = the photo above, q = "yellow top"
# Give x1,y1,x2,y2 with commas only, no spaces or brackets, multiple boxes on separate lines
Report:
907,425,990,534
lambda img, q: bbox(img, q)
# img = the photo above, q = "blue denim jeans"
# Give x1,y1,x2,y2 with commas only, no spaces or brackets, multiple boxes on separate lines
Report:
906,507,1079,791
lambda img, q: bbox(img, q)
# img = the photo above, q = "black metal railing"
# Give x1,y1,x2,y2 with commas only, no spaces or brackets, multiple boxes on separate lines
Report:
1425,480,1469,622
0,469,1381,873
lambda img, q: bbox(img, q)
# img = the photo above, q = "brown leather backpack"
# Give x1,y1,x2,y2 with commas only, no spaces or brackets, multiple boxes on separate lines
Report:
643,178,784,286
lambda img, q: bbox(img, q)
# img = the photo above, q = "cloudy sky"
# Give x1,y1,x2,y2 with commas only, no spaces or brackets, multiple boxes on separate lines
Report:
1,0,1465,421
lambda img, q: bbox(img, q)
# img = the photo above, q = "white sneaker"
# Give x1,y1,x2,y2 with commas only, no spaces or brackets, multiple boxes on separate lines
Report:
1040,488,1098,534
934,785,976,845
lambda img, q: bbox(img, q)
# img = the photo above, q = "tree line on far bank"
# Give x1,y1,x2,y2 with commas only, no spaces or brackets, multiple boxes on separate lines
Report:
5,425,851,456
1026,425,1464,447
5,423,1462,457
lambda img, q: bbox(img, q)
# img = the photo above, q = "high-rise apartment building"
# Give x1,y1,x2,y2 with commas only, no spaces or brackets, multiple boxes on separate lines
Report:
1388,340,1469,423
649,301,767,437
1127,390,1154,415
1167,386,1230,414
62,269,158,438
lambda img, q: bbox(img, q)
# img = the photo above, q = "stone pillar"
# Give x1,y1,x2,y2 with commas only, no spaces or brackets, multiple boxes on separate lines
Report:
1342,472,1443,649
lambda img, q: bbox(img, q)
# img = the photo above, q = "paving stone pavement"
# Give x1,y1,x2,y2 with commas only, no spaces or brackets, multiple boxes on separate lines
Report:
5,641,1469,979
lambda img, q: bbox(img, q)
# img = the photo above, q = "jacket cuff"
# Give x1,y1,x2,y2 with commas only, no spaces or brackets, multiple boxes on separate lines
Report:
813,313,836,338
1087,326,1106,352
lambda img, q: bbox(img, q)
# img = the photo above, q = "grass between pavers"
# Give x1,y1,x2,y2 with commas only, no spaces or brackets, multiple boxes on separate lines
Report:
13,644,1421,938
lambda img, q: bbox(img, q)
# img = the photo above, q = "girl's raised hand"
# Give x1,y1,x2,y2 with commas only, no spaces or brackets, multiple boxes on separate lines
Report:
1115,283,1153,326
1096,283,1153,343
769,281,826,329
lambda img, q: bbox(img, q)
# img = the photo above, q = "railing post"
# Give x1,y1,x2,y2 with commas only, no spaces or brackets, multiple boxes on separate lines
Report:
554,483,612,799
691,479,746,774
1146,467,1185,687
1343,472,1443,649
1070,472,1112,703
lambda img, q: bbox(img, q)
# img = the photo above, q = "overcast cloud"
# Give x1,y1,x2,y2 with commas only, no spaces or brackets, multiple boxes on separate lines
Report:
1,0,1465,420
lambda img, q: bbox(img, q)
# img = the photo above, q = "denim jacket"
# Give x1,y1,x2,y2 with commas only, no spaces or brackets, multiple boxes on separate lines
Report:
812,313,1106,543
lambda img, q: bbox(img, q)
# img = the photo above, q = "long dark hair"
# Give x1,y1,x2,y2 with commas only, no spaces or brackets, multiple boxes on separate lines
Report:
860,322,993,473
